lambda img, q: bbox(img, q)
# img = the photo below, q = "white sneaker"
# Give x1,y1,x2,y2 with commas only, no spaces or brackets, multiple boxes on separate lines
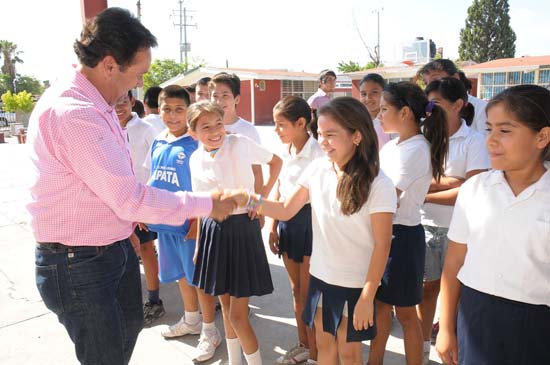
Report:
161,316,201,338
276,343,310,365
193,328,222,362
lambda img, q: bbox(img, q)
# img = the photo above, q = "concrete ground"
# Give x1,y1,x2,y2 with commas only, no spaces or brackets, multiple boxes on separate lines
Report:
0,131,442,364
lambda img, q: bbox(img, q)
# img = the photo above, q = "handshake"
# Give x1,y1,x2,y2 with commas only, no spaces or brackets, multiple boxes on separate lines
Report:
208,189,259,221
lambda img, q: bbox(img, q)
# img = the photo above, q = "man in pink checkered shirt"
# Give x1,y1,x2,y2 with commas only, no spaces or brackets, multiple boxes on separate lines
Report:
27,8,235,365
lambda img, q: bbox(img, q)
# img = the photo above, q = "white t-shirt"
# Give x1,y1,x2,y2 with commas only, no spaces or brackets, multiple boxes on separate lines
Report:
142,113,166,136
124,112,157,184
421,121,490,227
448,163,550,306
278,136,324,201
380,134,432,226
468,94,488,135
190,134,273,215
298,158,397,288
225,118,261,144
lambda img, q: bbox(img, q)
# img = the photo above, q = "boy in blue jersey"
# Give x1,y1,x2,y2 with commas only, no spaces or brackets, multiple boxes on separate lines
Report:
145,85,221,362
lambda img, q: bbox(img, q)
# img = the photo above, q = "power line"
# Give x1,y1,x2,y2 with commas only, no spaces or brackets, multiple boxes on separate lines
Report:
171,0,196,70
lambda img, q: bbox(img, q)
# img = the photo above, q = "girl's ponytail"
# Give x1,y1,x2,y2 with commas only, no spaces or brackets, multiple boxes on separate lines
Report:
422,102,448,182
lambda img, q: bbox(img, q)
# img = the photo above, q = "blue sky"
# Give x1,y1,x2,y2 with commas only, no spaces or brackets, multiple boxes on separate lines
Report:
1,0,549,82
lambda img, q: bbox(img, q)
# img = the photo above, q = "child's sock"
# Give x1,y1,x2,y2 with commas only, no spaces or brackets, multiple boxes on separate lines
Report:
226,337,242,365
147,289,160,304
202,321,216,331
185,310,200,325
244,349,261,365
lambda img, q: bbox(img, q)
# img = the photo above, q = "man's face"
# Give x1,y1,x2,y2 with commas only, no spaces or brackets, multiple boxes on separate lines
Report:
111,48,152,104
321,75,337,93
422,70,452,85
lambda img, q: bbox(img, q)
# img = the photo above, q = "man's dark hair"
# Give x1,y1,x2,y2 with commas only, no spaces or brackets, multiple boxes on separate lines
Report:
143,86,162,109
418,59,458,78
319,69,337,83
74,7,157,70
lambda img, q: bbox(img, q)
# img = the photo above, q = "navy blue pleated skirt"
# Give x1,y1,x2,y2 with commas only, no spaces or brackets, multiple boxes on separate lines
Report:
192,214,274,298
278,203,312,263
302,275,377,342
457,284,550,365
376,224,425,307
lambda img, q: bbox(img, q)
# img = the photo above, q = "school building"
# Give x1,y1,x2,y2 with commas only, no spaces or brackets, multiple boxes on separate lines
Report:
462,55,550,100
161,67,352,125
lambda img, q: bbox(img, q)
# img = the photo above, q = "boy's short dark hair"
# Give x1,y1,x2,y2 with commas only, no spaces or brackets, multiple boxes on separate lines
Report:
74,7,157,70
158,85,191,107
144,86,162,108
197,77,211,87
209,72,241,97
319,69,337,83
418,59,458,78
185,84,196,94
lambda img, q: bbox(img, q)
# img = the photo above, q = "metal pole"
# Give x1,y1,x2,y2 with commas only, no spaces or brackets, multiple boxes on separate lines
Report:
179,0,183,64
184,7,188,70
377,10,380,63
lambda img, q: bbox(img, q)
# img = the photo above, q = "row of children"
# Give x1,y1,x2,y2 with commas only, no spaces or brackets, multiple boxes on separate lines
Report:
119,60,550,365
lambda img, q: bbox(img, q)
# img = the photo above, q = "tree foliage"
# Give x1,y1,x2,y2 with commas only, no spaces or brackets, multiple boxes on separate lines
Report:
143,59,186,93
0,40,23,79
337,60,383,73
1,90,35,113
459,0,516,63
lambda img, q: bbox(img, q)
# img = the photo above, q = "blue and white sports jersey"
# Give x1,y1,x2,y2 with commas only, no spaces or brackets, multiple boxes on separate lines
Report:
147,134,198,235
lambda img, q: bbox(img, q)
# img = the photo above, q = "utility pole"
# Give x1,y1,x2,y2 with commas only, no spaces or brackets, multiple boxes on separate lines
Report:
171,1,196,71
372,7,383,66
136,0,141,21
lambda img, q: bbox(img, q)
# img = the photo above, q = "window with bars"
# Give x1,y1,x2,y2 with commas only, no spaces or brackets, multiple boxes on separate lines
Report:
281,80,318,100
538,69,550,85
523,71,535,84
479,70,546,99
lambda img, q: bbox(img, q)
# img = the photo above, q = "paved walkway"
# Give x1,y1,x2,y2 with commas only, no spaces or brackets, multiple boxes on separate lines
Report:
0,134,442,364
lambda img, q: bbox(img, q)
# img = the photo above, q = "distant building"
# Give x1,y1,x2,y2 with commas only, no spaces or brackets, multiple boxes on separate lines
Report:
462,55,550,99
161,67,351,125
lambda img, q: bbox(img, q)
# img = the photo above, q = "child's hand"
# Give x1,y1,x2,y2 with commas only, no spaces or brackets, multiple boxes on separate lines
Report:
137,222,149,232
352,296,374,331
210,191,237,221
436,327,459,365
268,230,279,255
222,189,249,207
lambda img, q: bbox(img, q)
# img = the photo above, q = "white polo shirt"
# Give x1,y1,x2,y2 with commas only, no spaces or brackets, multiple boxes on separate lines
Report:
468,95,488,135
225,118,261,144
142,113,166,136
421,121,490,227
448,164,550,306
125,112,158,184
298,158,397,288
278,136,324,201
189,134,273,215
380,134,432,226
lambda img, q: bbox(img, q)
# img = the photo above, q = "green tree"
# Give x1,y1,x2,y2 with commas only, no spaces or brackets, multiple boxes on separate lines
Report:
143,59,186,93
15,75,44,95
1,90,35,113
337,60,383,73
458,0,516,63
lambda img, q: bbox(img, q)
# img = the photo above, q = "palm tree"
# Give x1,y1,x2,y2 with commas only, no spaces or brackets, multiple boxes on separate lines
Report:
0,40,23,80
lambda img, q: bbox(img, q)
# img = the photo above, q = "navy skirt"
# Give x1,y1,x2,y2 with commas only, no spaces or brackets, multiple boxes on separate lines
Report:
278,203,313,263
376,224,425,307
302,275,377,342
457,284,550,365
193,214,274,298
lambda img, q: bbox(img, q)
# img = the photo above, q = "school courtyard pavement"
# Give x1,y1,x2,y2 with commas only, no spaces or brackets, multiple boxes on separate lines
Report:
0,129,442,364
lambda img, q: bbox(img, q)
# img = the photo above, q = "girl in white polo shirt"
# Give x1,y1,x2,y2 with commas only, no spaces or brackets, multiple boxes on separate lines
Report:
436,85,550,365
230,97,397,364
187,101,282,365
418,77,490,362
268,96,324,365
368,82,449,365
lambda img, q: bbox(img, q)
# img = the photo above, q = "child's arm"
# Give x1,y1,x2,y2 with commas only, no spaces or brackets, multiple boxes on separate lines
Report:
266,180,281,255
436,241,467,365
252,165,264,195
425,169,487,205
261,154,282,197
352,212,393,331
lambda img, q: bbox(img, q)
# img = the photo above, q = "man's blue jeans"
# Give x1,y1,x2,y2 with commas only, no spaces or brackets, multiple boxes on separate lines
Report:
35,239,143,365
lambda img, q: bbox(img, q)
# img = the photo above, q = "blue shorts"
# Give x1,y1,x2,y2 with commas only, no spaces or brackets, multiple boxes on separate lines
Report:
423,225,449,282
157,233,196,285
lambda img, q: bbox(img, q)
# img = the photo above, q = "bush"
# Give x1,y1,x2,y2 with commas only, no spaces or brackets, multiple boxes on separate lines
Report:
1,90,34,113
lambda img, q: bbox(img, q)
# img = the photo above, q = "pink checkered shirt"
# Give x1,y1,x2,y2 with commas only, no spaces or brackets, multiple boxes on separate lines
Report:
26,68,212,246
